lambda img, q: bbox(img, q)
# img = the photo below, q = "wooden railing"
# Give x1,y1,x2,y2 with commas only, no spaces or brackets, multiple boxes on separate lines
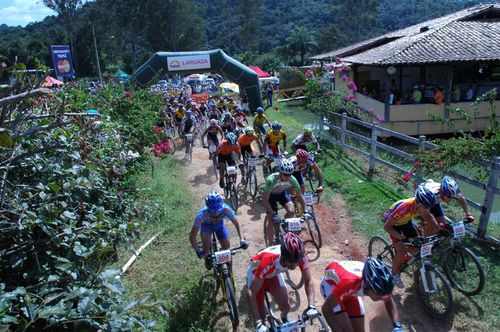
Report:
318,110,500,246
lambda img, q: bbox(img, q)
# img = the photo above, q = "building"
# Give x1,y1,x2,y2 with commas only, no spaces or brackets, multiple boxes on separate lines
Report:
312,3,500,135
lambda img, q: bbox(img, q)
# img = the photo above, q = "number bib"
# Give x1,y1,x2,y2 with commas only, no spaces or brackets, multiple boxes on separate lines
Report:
286,218,302,232
209,144,216,153
186,134,193,142
227,166,237,175
304,193,314,206
452,222,465,238
248,158,258,167
214,250,232,265
420,242,433,258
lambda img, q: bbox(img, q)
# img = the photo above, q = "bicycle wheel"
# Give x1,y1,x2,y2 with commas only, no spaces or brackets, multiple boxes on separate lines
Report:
230,183,238,211
284,270,304,290
212,155,219,179
264,216,281,246
166,137,176,155
305,215,322,249
263,215,270,247
308,167,319,192
224,273,239,327
249,169,258,198
368,236,394,268
443,246,485,296
414,263,453,319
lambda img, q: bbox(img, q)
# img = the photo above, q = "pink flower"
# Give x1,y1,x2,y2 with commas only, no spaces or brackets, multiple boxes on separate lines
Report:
326,63,335,71
402,171,414,182
336,58,343,64
413,161,421,168
311,63,319,67
341,75,349,81
347,82,357,91
345,94,356,102
154,126,163,134
376,115,382,122
305,70,314,77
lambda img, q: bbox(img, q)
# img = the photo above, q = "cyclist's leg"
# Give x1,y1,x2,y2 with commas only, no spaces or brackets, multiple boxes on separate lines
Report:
344,297,365,332
293,170,306,194
427,203,446,232
267,193,280,244
218,155,229,187
215,222,232,270
391,222,417,273
269,273,290,319
281,191,294,218
320,279,356,331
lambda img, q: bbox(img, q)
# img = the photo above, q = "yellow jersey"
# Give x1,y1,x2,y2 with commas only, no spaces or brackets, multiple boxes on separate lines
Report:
175,107,186,119
254,114,269,126
265,130,286,146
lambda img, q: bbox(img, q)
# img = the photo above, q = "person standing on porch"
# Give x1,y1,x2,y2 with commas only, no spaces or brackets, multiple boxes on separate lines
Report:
411,85,422,104
434,87,443,105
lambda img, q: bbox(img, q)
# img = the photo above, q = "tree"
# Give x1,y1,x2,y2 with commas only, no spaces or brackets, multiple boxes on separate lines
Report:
286,26,319,65
237,0,263,53
331,0,380,45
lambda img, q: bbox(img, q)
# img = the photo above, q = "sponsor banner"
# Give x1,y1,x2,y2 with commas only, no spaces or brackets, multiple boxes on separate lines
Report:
50,45,75,78
167,54,211,71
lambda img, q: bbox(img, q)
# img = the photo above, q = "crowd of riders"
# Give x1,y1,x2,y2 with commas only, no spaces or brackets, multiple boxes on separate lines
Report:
155,79,473,332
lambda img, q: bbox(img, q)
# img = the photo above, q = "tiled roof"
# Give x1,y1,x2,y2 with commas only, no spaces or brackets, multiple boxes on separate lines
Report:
312,3,500,65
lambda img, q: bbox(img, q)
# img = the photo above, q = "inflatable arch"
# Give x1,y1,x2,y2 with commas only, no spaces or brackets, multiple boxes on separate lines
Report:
132,49,263,110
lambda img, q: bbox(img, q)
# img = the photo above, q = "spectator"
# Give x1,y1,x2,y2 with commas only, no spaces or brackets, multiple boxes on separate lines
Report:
434,87,443,105
411,85,422,104
452,85,461,102
465,85,474,101
265,82,273,107
361,82,369,95
389,79,397,94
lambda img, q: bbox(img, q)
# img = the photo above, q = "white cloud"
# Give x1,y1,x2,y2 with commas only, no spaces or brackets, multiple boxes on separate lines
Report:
0,0,56,27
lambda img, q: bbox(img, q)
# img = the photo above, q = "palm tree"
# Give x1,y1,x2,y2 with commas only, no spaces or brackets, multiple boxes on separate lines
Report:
286,26,319,65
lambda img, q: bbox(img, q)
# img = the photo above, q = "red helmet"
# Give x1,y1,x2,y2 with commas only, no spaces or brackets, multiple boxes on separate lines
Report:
280,232,304,263
296,149,308,163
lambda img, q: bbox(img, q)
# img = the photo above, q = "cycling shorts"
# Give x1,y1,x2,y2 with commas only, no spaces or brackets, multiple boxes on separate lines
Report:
200,221,229,241
265,144,280,157
293,144,309,152
390,220,419,242
207,133,219,146
254,124,266,135
269,191,291,212
293,170,304,186
246,271,286,309
218,154,236,167
241,145,253,157
183,125,193,134
320,279,365,318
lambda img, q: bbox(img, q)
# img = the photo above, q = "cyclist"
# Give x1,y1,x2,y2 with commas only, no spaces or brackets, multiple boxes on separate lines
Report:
320,257,402,332
201,119,224,148
264,121,287,157
289,149,324,193
206,105,222,121
233,106,249,128
291,128,321,152
247,232,317,330
220,112,237,135
216,132,242,188
189,191,248,270
206,95,216,109
262,160,306,246
238,127,263,184
382,185,439,288
173,102,186,133
420,176,475,229
253,107,271,138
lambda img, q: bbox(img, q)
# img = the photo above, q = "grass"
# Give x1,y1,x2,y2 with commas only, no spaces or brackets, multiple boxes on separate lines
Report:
264,102,500,331
113,156,217,331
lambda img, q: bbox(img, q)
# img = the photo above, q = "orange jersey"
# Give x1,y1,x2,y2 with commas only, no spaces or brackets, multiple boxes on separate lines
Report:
238,133,260,147
216,140,241,156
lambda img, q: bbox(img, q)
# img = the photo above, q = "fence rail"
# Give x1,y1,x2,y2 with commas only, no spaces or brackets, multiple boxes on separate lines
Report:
318,110,500,245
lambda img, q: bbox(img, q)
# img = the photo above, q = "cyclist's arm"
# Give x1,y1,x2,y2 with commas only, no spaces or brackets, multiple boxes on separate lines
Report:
383,216,405,241
315,140,321,151
282,135,287,152
322,292,353,332
291,186,306,213
217,126,224,140
247,276,265,324
189,225,200,252
312,164,324,187
456,196,472,218
383,295,401,327
418,207,440,236
229,215,244,242
201,128,208,144
255,136,264,153
262,190,273,215
301,267,316,307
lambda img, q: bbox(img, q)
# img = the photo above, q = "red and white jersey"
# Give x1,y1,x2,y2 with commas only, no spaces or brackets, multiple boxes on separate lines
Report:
322,261,364,302
248,245,309,280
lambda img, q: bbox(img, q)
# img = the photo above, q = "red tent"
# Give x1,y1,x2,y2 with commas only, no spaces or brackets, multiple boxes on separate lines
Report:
249,65,271,78
42,76,64,87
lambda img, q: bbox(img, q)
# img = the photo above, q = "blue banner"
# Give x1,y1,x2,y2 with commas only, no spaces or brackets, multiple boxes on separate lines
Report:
50,45,75,78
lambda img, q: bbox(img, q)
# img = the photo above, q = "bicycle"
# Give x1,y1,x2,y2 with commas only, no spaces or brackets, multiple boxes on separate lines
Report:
368,234,453,318
263,152,287,179
304,150,321,192
264,293,330,331
184,133,194,163
204,144,219,179
162,120,176,154
242,153,263,199
439,219,485,296
206,233,246,328
293,191,323,249
222,165,239,212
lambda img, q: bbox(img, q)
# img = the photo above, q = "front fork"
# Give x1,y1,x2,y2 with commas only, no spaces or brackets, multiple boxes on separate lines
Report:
419,260,438,293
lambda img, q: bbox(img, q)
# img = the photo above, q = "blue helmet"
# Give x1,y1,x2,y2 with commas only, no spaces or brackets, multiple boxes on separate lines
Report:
363,257,394,296
226,132,237,145
256,107,264,114
205,191,223,212
271,121,282,130
415,185,436,208
441,176,461,198
186,110,193,116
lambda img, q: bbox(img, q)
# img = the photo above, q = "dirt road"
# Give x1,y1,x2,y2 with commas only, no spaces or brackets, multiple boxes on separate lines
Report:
174,142,452,331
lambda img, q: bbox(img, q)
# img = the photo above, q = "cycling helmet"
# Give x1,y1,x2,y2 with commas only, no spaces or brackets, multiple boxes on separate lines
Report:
205,191,224,212
362,257,394,296
224,112,231,119
280,232,305,264
256,107,264,114
303,128,313,137
233,105,240,112
226,132,237,145
279,160,295,175
210,119,218,127
185,110,193,116
415,185,436,208
296,149,309,163
245,127,254,135
441,176,461,198
271,121,282,130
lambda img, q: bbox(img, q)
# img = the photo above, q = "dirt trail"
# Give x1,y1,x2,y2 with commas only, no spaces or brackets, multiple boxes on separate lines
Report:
174,141,453,331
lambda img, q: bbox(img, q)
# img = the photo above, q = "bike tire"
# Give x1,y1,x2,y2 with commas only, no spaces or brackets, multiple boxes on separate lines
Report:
414,263,453,319
249,170,258,198
284,270,304,290
443,246,485,296
224,273,239,327
212,155,218,179
368,236,394,268
305,214,322,249
308,167,319,192
166,137,176,155
229,183,238,212
264,215,270,247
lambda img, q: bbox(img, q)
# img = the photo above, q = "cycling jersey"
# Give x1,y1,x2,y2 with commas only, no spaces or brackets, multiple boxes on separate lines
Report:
247,245,309,281
263,173,300,194
288,155,316,172
254,114,270,126
193,203,236,228
382,198,419,226
265,130,287,146
175,107,186,119
292,133,318,146
238,133,260,147
216,140,241,156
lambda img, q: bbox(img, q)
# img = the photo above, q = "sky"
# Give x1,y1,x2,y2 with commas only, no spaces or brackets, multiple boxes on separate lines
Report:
0,0,56,27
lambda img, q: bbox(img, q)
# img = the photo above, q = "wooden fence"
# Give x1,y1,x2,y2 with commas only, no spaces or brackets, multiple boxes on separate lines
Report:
317,110,500,247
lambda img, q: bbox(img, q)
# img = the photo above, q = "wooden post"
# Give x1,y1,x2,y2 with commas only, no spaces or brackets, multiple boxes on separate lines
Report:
340,112,347,150
368,123,378,177
478,156,500,238
444,65,453,119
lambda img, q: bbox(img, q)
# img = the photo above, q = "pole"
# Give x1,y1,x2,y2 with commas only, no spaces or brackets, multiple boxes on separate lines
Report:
92,25,103,84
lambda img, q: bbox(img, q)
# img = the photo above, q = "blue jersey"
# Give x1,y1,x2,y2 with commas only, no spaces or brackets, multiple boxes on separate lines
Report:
193,203,235,228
